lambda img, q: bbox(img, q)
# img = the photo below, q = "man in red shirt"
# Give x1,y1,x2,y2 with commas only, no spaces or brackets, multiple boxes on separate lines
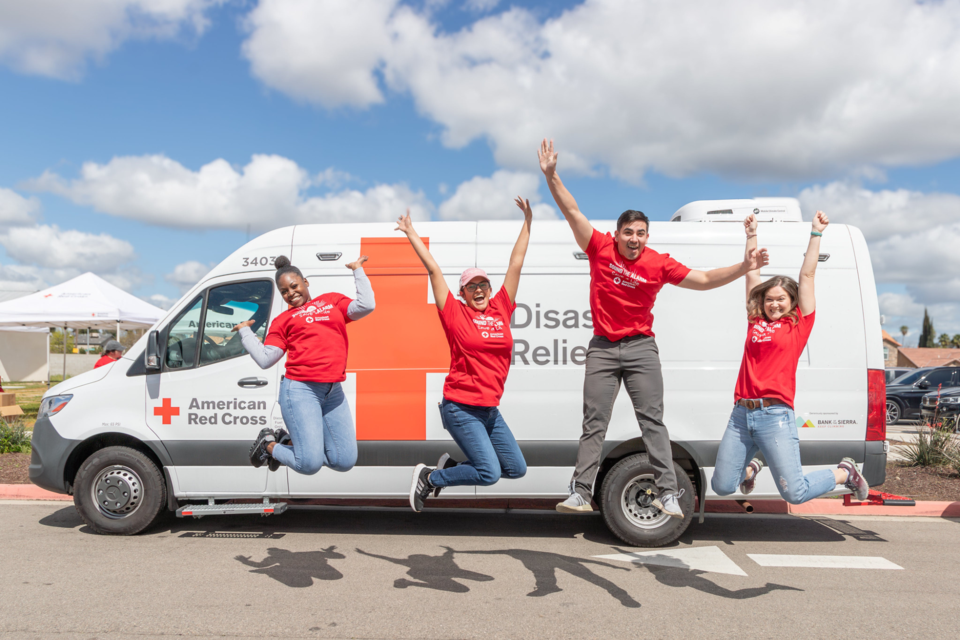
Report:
94,340,124,368
539,140,767,519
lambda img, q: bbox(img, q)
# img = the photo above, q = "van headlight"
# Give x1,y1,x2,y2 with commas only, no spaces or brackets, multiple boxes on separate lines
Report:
38,395,73,420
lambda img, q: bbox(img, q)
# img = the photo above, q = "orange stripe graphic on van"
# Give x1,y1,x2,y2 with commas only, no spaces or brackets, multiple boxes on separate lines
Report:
346,237,451,440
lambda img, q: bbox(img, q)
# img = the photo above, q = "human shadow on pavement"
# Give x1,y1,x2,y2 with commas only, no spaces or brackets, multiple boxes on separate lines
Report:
235,546,345,588
643,565,802,599
356,546,494,593
456,549,641,608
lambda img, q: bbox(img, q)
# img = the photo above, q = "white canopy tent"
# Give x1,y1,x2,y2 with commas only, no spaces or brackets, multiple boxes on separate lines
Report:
0,273,166,382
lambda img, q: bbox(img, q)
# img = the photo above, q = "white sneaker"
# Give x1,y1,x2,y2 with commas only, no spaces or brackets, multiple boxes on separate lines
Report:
556,492,593,513
652,489,685,519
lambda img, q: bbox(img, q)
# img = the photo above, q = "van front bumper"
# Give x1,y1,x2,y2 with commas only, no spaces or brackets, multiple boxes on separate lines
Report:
29,417,79,495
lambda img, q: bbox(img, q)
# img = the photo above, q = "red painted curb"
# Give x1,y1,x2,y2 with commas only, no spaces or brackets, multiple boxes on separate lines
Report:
0,484,72,501
705,498,960,518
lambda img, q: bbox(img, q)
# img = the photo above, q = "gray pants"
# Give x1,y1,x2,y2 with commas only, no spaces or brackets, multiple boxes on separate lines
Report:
572,334,678,499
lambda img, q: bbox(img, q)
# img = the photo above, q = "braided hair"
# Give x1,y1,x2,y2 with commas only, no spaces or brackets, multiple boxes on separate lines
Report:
274,256,304,286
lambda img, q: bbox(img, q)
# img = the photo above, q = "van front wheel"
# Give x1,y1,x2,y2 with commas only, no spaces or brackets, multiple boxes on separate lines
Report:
600,453,695,548
73,446,166,535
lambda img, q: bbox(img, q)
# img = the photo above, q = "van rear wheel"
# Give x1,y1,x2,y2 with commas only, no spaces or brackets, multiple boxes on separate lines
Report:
600,453,694,548
73,446,166,535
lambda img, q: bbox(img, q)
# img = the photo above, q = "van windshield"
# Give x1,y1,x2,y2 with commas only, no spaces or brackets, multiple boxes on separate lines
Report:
893,370,924,386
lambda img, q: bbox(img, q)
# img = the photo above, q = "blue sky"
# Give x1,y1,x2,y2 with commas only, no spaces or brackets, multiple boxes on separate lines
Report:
1,0,959,344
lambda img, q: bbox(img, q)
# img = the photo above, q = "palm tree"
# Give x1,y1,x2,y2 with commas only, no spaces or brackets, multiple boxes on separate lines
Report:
900,325,909,342
938,333,951,348
953,334,960,349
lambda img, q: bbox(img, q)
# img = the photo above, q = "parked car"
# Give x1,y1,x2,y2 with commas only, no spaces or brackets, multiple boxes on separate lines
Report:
920,386,960,427
885,367,913,384
886,366,960,424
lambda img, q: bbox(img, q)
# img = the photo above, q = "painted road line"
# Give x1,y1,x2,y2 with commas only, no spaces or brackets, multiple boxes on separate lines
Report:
595,546,747,576
748,554,903,570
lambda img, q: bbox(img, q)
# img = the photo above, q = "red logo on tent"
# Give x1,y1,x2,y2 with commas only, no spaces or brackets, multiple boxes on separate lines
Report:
153,398,180,425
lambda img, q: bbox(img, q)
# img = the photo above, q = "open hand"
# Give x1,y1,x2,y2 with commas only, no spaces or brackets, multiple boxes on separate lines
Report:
744,213,758,235
231,319,255,333
514,196,533,221
538,138,558,176
395,209,415,235
346,255,368,271
745,247,770,271
812,210,829,232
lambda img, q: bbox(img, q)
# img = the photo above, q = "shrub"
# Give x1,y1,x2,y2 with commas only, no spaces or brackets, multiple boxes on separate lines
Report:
0,419,32,454
78,348,86,354
895,425,957,468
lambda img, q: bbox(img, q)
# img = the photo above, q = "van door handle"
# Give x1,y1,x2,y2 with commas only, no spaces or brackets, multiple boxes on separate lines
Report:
238,377,268,388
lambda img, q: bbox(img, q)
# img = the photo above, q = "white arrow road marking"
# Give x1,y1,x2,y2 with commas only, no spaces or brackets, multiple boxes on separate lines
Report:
594,546,748,576
748,555,903,570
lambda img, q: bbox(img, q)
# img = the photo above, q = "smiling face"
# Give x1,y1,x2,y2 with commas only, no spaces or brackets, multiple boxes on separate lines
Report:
278,272,311,308
461,276,492,312
763,286,794,321
614,220,649,261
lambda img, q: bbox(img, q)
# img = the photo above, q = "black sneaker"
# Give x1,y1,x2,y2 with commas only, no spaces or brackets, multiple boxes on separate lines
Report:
432,453,458,497
249,428,275,469
838,457,869,501
409,464,435,513
268,429,291,472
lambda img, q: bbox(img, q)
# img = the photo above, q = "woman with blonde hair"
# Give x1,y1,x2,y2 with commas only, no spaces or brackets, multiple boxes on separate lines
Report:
710,211,869,504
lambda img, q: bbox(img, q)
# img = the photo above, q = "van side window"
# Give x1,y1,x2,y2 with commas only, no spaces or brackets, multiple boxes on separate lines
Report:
164,296,203,370
198,280,273,366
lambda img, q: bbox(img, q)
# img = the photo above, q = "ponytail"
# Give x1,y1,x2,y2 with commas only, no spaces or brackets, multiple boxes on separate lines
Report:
274,255,304,286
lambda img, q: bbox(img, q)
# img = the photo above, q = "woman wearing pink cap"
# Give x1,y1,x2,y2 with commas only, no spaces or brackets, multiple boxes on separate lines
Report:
396,199,533,512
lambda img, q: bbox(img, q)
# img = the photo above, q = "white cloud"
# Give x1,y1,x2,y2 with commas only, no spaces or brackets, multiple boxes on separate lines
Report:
0,188,41,227
879,292,923,320
0,0,223,80
438,170,556,220
146,293,177,310
28,154,433,230
240,0,960,181
0,224,136,272
165,260,213,293
463,0,501,12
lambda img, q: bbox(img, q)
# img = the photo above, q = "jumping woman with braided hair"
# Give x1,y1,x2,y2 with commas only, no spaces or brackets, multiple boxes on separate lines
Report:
710,211,870,504
233,254,375,474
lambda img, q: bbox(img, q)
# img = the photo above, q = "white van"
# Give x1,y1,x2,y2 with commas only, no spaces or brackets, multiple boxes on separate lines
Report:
29,198,888,546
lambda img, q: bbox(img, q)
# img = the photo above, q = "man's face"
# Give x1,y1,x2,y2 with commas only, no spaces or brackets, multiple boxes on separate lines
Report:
107,350,122,360
614,220,649,260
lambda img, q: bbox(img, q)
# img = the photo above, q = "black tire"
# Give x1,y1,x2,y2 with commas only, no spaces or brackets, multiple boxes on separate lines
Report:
73,446,166,535
600,453,695,548
886,399,901,426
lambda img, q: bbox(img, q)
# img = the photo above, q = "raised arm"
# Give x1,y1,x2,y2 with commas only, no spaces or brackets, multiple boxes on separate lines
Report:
502,196,533,304
345,256,375,321
798,210,828,316
678,222,769,292
743,213,763,306
538,139,593,251
396,210,451,311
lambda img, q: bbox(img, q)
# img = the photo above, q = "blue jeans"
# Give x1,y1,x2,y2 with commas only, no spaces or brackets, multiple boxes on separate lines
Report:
429,399,527,488
711,403,837,504
272,379,358,475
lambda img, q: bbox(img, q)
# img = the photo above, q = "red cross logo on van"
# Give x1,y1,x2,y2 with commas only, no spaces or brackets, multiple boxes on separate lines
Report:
153,398,180,425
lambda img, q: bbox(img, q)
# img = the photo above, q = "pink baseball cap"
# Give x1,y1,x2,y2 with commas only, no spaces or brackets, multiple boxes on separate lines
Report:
459,268,490,289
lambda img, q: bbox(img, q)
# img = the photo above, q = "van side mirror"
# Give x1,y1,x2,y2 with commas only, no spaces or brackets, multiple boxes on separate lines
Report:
145,330,161,371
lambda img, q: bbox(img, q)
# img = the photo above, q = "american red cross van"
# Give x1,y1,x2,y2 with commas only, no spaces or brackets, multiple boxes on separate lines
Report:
28,198,888,546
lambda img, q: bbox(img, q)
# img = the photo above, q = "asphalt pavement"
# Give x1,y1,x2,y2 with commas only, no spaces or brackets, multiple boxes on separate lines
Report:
1,501,958,639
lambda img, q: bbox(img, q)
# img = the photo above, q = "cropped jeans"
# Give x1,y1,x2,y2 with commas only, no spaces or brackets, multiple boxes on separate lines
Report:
711,403,837,504
271,378,358,475
429,399,527,488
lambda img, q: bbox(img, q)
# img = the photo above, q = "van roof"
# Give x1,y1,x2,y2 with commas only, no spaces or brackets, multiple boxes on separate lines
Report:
671,198,803,223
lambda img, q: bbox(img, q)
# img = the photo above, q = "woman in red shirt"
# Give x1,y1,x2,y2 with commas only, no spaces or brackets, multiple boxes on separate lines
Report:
711,212,869,503
397,198,533,512
234,254,375,474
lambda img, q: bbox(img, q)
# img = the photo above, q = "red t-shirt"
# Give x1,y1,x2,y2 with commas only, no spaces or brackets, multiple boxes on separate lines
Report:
586,228,691,340
265,293,353,382
734,309,816,408
94,355,115,368
438,286,516,407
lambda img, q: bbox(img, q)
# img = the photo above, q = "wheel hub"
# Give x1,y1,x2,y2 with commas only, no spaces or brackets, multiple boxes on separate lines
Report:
93,466,142,519
621,475,670,529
